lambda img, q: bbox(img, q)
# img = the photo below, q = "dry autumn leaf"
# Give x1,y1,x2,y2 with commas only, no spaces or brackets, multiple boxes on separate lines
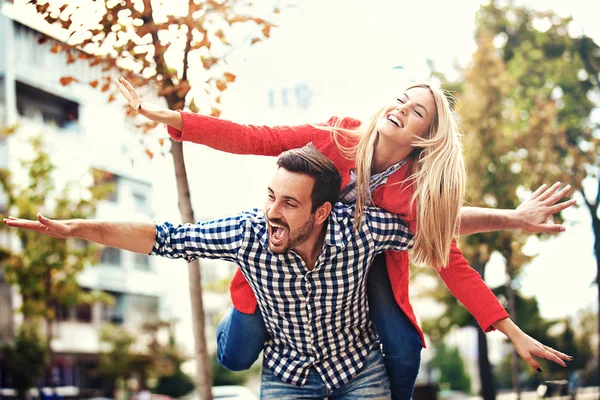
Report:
216,80,227,91
224,72,236,82
59,76,79,86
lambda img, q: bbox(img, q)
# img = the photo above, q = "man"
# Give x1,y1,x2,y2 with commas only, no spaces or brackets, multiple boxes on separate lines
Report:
5,144,414,399
4,144,572,399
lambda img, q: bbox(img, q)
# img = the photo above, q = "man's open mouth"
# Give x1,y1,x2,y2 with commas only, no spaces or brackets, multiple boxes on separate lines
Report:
268,221,289,246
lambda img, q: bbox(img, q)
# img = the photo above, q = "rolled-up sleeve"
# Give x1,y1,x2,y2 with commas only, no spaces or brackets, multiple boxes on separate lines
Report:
151,215,249,263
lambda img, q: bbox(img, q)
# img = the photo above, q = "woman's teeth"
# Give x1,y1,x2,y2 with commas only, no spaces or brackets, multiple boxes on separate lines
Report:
387,115,403,128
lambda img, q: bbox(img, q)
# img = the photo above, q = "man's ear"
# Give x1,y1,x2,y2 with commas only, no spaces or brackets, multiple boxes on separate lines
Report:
315,202,332,225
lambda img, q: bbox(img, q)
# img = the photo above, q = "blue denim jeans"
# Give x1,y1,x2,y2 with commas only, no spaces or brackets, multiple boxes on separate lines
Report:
216,254,422,400
260,348,390,399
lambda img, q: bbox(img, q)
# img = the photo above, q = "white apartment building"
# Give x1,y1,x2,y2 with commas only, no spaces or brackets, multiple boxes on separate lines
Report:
0,2,172,395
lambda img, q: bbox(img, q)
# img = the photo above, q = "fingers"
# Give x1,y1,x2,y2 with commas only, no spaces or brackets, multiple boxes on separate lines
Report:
3,217,41,230
37,213,51,225
528,223,565,233
543,345,573,362
536,182,561,202
529,183,548,200
545,184,572,205
547,199,576,215
114,79,129,100
533,347,567,368
120,77,138,94
522,354,542,373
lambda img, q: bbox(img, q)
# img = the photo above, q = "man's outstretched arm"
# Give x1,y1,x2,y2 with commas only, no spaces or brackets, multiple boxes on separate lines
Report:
3,214,156,254
458,182,576,236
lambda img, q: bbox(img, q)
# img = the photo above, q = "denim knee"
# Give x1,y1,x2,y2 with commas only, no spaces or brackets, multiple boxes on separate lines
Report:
216,305,268,371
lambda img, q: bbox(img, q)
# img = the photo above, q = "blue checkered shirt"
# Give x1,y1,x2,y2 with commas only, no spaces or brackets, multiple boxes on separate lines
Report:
151,202,413,391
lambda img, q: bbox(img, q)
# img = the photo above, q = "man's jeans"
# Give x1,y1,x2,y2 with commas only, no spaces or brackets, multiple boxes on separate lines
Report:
260,348,390,399
216,254,422,400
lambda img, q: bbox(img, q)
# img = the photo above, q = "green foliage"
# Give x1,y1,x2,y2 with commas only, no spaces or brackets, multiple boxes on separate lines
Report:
211,353,250,386
0,322,49,400
153,369,195,398
430,342,472,393
424,2,599,396
98,321,192,393
97,323,138,380
0,135,113,324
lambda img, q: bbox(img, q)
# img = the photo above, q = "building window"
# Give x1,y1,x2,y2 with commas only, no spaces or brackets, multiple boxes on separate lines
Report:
54,304,71,321
100,247,121,266
132,192,149,213
74,303,92,323
16,81,80,132
104,292,125,325
281,88,289,107
268,89,275,109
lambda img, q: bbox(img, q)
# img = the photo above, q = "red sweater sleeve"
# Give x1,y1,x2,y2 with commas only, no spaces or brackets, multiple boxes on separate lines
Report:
437,239,509,332
167,111,334,156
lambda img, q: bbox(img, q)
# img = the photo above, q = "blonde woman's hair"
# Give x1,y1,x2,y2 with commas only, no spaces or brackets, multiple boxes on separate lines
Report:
323,84,467,269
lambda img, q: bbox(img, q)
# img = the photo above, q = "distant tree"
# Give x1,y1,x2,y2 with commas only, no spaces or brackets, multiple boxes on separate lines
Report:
477,0,600,383
0,323,49,400
0,134,112,377
430,342,472,394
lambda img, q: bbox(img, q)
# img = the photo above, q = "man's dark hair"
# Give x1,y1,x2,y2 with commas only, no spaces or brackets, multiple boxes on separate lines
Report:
277,144,341,212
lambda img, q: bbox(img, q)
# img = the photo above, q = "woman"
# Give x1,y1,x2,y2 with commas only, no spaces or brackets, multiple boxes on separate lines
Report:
116,78,572,399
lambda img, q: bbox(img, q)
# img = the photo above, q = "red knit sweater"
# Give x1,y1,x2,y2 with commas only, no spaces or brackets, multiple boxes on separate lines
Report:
167,113,509,347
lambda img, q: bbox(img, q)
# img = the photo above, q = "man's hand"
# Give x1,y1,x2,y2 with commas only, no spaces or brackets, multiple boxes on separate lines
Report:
4,214,72,238
515,182,576,233
4,215,156,254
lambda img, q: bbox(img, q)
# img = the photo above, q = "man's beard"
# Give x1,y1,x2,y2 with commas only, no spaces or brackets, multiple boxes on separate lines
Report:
270,214,315,254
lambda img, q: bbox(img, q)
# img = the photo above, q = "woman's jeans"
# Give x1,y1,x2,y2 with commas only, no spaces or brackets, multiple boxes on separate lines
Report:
216,254,422,400
260,348,390,399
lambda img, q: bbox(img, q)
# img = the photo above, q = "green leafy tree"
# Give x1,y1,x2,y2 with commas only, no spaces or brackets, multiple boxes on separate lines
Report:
430,342,471,394
423,10,578,398
476,0,600,383
0,134,112,373
0,323,49,400
26,1,283,397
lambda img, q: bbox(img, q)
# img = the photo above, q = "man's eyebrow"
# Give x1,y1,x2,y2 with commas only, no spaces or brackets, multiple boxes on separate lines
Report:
267,188,300,204
282,196,300,204
404,93,429,115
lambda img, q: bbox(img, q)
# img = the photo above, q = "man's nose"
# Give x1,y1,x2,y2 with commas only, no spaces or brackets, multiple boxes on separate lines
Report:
267,202,282,219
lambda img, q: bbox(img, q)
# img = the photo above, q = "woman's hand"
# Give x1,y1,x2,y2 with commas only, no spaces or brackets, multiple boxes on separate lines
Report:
114,77,184,130
494,317,572,372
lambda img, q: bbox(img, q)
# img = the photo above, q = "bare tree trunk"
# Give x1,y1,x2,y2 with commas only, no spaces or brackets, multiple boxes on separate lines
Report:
477,328,497,400
582,179,600,390
474,262,496,400
170,139,213,400
507,280,520,398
